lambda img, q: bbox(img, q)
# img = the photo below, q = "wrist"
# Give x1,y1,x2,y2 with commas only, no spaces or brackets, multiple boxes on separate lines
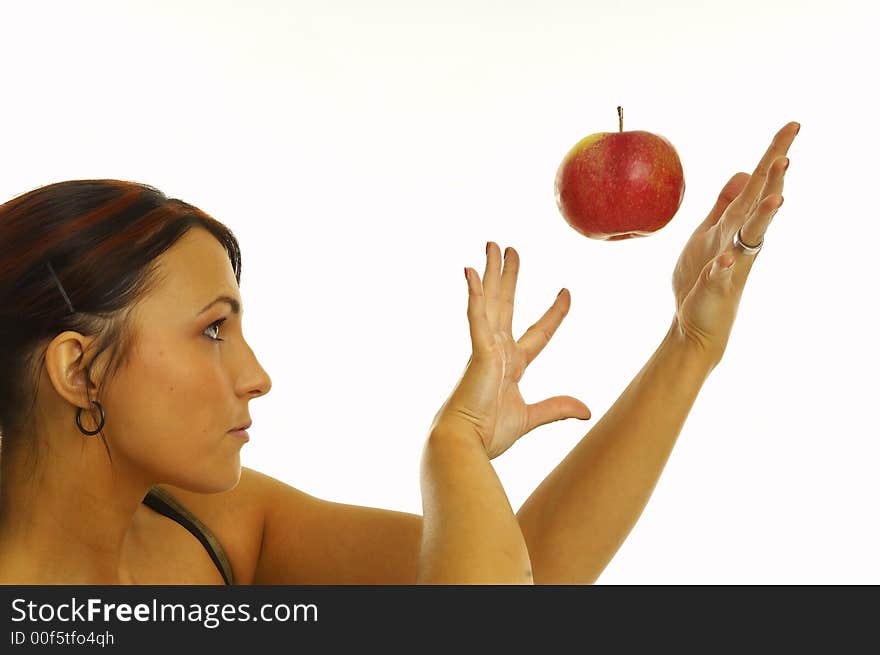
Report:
663,318,719,376
427,424,489,458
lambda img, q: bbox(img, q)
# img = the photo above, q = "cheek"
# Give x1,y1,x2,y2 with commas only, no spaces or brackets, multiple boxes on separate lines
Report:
106,342,230,461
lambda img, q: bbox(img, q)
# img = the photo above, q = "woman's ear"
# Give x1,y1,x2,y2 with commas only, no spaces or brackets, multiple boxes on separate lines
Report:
44,332,101,409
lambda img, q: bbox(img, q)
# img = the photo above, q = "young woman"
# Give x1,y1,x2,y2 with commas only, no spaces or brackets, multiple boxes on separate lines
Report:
0,122,799,585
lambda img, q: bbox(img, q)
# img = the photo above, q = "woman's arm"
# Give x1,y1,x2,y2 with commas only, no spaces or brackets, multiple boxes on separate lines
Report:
418,428,533,584
515,320,712,584
515,122,798,584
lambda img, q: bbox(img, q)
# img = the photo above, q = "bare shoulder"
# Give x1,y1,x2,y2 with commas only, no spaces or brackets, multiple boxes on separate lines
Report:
152,466,269,585
156,467,423,585
251,472,423,584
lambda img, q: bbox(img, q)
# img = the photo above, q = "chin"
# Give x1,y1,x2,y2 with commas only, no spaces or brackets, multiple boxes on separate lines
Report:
163,462,242,495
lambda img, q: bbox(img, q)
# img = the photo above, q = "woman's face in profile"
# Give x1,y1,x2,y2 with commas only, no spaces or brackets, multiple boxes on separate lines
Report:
99,227,272,492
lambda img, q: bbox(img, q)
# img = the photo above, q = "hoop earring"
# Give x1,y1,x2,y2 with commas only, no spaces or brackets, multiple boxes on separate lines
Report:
75,400,105,436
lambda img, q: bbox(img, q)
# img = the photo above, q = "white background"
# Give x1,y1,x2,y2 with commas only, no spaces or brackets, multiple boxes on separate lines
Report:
1,0,877,583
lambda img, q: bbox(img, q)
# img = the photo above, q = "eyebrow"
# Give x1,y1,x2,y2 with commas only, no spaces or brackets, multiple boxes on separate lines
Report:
197,295,242,316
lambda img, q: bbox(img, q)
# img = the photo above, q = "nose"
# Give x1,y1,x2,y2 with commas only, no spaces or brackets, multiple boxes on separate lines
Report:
236,342,272,399
247,366,272,399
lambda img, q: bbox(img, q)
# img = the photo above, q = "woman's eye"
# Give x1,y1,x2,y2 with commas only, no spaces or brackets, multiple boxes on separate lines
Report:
203,318,226,342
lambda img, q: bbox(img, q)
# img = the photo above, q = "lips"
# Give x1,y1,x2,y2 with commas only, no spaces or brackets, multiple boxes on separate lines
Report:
229,420,252,432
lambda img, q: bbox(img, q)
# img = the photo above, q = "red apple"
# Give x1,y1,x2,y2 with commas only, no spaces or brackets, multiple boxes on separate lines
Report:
554,107,685,240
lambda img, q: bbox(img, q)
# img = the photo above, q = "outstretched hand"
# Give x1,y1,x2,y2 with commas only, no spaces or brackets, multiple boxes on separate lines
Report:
672,121,800,366
429,242,591,460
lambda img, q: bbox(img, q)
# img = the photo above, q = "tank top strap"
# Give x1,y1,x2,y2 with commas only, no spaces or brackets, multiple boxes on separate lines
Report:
142,486,235,585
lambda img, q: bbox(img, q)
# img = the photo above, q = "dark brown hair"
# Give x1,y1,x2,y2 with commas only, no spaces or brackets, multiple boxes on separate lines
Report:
0,179,241,469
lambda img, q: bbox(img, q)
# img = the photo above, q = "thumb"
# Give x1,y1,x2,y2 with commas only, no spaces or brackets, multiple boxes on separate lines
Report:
525,395,591,433
705,252,736,291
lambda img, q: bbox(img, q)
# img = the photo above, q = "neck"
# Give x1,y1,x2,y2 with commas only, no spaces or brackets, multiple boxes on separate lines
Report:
0,433,154,585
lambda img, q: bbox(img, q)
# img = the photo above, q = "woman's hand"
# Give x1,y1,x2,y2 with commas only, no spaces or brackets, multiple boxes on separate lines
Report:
429,242,591,460
671,121,800,366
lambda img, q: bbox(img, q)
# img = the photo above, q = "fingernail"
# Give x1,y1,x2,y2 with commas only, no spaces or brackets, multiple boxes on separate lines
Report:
558,288,565,298
486,241,491,255
794,122,801,134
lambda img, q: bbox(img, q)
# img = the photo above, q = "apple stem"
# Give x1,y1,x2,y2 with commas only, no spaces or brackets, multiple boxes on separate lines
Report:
617,106,623,132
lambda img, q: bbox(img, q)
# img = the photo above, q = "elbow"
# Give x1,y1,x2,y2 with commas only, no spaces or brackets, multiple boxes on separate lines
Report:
416,556,534,585
417,572,534,585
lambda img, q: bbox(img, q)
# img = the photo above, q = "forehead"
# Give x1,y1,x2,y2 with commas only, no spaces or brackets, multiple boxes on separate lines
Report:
143,227,239,310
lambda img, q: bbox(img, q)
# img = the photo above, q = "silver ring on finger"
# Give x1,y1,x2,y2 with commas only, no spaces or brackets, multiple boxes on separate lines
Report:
734,226,763,256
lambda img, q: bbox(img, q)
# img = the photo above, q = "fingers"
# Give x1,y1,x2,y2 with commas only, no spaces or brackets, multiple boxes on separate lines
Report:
728,121,799,216
517,288,570,367
483,241,520,333
474,242,567,367
498,246,520,332
464,267,493,353
700,172,750,231
739,157,787,250
482,242,502,330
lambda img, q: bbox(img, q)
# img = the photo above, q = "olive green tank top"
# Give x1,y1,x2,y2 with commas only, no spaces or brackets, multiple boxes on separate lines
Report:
141,486,235,585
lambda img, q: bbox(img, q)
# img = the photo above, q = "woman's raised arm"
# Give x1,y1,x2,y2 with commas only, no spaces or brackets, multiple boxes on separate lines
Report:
417,247,590,584
417,427,531,584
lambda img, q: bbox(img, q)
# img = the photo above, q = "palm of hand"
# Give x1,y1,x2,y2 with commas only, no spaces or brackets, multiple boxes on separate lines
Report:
673,219,725,313
671,122,799,364
476,331,530,460
432,243,591,460
671,193,764,364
